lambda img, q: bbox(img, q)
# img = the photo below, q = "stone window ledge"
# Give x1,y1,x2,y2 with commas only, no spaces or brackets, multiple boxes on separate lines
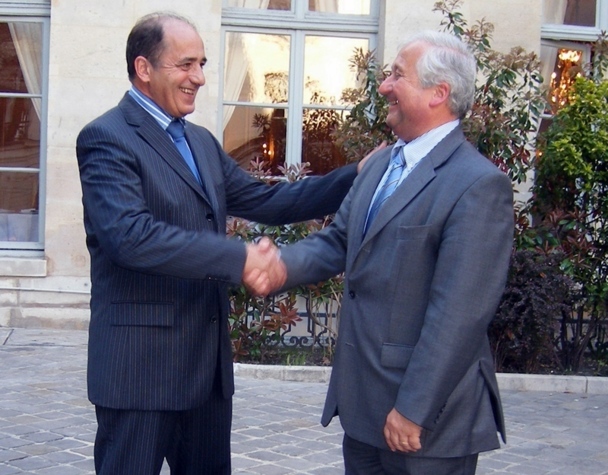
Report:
0,258,47,277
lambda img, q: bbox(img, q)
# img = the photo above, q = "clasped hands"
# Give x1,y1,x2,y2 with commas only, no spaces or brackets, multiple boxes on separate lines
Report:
242,237,286,296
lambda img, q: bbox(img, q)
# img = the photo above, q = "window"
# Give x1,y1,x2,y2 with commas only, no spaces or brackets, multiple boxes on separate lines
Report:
542,0,608,31
0,2,49,251
540,1,607,127
221,0,378,174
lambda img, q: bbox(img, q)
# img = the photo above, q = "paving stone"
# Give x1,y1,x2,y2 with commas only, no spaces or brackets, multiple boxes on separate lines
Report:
1,328,608,474
0,462,25,475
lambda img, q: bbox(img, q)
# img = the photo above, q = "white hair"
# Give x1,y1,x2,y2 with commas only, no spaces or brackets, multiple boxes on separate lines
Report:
400,31,476,118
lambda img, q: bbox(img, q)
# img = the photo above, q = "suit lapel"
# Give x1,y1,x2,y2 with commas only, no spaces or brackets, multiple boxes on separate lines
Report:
359,127,467,246
348,147,392,250
119,94,213,208
184,127,220,212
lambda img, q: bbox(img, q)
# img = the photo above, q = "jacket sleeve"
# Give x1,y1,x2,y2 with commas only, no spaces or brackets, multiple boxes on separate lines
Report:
76,121,247,285
215,135,358,225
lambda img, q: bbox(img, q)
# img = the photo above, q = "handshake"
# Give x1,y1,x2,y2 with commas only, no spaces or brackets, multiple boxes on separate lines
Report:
242,237,287,297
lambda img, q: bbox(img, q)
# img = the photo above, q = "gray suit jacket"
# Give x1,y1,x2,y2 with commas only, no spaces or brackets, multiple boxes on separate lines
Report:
281,127,513,457
76,93,357,411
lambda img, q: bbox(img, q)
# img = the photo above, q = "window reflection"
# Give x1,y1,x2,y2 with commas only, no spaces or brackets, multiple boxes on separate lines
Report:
540,42,587,115
0,21,42,244
304,36,368,105
0,171,38,212
308,0,371,15
224,0,372,13
223,32,290,105
549,48,584,113
0,97,40,160
223,30,369,174
224,0,291,10
302,107,345,175
542,0,596,27
224,105,287,174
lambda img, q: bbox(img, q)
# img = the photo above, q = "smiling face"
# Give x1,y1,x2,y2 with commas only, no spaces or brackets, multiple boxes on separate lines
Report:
379,41,449,142
134,19,206,118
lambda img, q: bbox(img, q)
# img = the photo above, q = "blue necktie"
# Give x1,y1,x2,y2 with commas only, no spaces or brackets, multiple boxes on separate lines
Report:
364,145,405,234
167,120,202,185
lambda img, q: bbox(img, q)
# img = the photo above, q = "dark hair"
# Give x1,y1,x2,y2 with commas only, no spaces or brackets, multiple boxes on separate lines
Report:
126,12,196,81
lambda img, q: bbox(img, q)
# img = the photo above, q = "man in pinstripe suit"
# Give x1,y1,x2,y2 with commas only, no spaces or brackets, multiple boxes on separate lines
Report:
76,12,366,475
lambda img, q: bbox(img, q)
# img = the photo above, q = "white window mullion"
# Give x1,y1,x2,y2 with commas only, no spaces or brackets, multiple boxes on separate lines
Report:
37,16,50,248
599,0,608,29
285,30,305,167
293,0,306,19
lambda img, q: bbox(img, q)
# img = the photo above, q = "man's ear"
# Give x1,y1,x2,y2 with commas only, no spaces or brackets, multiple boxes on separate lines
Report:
429,82,450,108
134,56,151,83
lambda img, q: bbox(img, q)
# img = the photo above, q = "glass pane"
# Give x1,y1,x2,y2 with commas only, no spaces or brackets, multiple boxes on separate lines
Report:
0,22,43,94
304,36,368,106
302,107,346,175
545,46,585,114
224,0,291,11
0,97,41,164
0,171,38,212
224,105,287,174
224,32,290,104
542,0,596,27
0,209,39,242
308,0,371,14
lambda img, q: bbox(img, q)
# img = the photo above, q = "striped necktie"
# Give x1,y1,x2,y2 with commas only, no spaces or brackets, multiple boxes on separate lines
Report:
364,145,405,234
167,120,202,185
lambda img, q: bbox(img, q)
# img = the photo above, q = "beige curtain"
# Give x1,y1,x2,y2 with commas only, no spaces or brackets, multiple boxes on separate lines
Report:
223,0,270,130
310,0,339,13
8,22,42,119
542,0,568,24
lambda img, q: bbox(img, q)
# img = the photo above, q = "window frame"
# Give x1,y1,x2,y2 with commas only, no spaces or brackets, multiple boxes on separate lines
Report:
0,2,50,254
219,0,379,169
540,0,606,119
542,0,608,41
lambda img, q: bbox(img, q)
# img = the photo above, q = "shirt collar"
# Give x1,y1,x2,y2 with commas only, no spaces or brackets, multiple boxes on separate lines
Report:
128,86,182,130
400,119,459,170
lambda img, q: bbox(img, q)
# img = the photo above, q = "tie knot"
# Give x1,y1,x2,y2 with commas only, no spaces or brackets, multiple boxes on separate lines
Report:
167,120,185,140
391,144,405,167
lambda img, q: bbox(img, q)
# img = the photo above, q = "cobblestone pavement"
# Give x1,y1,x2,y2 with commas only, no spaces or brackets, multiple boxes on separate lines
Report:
1,328,607,475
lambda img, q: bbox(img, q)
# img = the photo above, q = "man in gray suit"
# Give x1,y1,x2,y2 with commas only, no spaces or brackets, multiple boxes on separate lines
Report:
254,31,513,474
76,11,369,475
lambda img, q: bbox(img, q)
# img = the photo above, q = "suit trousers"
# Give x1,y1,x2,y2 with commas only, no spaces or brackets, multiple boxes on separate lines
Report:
343,434,479,475
94,377,232,475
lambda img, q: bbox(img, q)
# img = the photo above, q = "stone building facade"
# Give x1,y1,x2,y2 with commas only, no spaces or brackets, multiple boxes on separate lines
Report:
0,0,553,328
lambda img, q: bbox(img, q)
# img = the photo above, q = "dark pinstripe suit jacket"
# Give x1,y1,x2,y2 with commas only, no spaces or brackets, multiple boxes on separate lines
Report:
76,93,357,411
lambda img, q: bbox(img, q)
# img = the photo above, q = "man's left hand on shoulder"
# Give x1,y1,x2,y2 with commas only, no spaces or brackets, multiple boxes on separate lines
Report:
357,141,388,173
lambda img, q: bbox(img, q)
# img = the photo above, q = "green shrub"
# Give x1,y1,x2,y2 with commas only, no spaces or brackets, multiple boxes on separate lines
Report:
227,161,342,363
531,77,608,372
489,250,573,373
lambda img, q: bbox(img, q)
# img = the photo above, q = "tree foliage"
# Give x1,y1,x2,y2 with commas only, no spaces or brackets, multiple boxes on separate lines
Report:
531,76,608,372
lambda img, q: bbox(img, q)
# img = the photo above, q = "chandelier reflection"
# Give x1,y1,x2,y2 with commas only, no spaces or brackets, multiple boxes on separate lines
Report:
549,48,583,114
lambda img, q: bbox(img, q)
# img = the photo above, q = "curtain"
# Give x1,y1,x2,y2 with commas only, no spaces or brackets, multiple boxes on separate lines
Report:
543,0,568,24
223,32,249,129
310,0,339,13
223,0,270,129
226,0,271,7
8,22,42,120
